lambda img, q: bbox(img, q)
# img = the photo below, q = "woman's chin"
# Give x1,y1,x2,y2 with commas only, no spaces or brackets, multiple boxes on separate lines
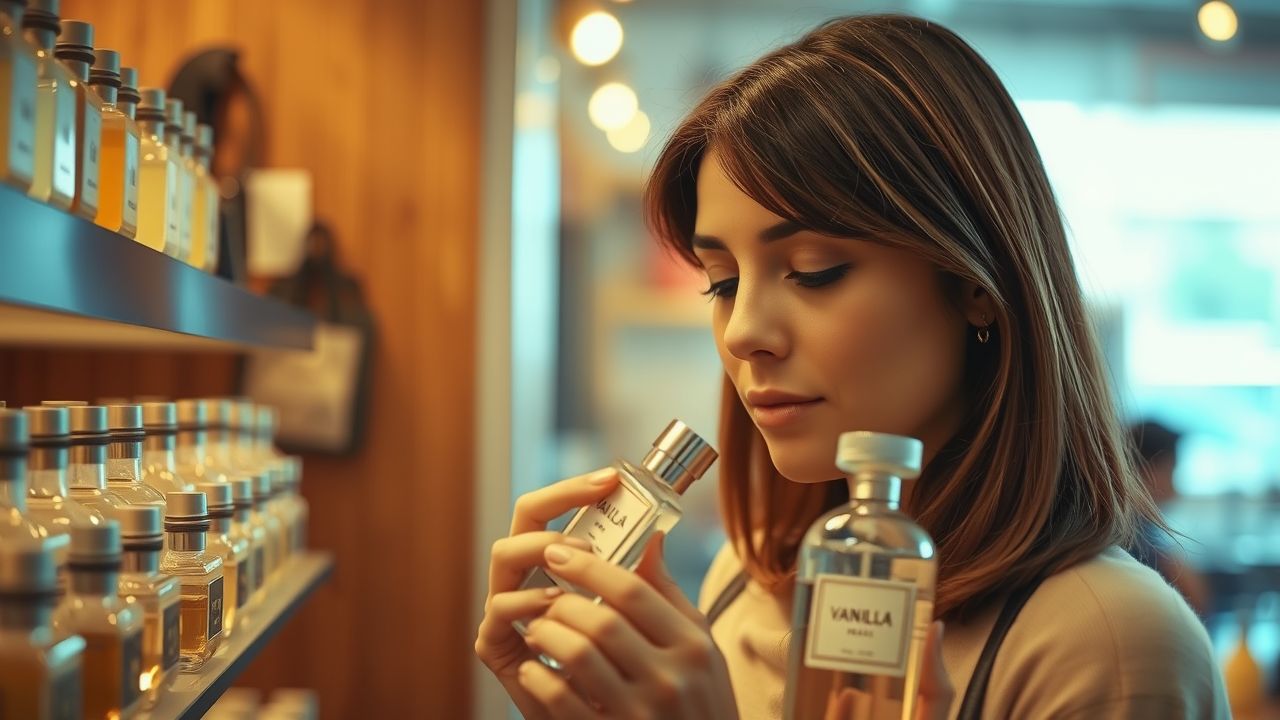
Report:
765,443,842,484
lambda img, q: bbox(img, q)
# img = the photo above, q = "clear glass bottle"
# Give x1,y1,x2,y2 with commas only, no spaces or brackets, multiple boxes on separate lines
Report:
20,0,75,209
174,399,216,486
784,432,936,720
198,482,245,637
227,477,257,615
0,536,85,720
49,403,129,516
516,420,717,631
203,398,251,484
52,520,145,720
105,405,166,506
140,402,195,497
164,99,193,263
192,123,220,273
0,0,36,192
114,504,179,706
249,470,282,585
24,406,102,593
159,491,224,671
286,456,309,555
134,87,177,254
180,111,200,263
89,48,138,238
52,20,100,222
254,407,294,567
0,408,46,544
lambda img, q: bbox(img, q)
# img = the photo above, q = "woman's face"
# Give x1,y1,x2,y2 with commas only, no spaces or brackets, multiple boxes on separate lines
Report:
693,149,986,482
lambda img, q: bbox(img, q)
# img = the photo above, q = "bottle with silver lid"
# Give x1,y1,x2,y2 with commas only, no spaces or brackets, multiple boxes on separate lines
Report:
159,491,224,671
249,470,282,587
0,408,45,542
516,419,718,629
135,87,179,254
174,399,216,485
197,482,245,637
193,122,220,273
229,477,262,611
53,19,102,222
104,405,166,506
89,47,139,239
52,519,144,720
118,67,139,120
285,456,308,555
114,504,180,704
20,0,78,210
0,536,85,720
140,402,194,497
24,406,101,590
41,403,129,515
164,98,194,263
203,398,253,483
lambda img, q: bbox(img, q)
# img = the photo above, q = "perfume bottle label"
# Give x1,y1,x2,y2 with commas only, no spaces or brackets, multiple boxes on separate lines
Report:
123,129,139,224
8,49,37,177
48,663,82,720
564,478,653,563
804,574,915,677
162,600,181,670
80,99,102,206
120,628,143,709
207,576,225,640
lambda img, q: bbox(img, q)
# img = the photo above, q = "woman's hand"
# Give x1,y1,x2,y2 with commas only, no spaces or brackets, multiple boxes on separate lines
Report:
474,468,621,720
516,533,739,720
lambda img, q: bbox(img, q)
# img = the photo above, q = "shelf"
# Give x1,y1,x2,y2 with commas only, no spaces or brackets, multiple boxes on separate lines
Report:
138,552,334,720
0,185,315,351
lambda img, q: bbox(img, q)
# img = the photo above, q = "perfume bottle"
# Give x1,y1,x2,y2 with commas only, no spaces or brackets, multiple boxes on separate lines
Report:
231,477,263,610
134,88,177,254
159,491,224,671
174,399,215,485
50,404,128,516
249,470,282,586
0,537,85,720
88,48,138,238
24,406,102,592
0,408,45,543
285,457,309,555
140,402,195,497
52,20,100,221
516,419,717,627
164,99,192,263
180,111,200,263
192,123,220,273
784,432,935,720
198,482,245,637
0,0,36,192
203,398,252,484
20,0,75,208
114,504,179,705
105,405,166,506
52,520,145,720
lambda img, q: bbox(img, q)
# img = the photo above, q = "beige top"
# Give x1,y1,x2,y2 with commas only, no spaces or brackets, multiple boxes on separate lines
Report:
697,543,1230,720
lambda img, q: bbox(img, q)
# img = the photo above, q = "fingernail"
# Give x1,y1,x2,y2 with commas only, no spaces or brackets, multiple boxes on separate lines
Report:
589,469,615,485
544,586,563,598
545,544,573,565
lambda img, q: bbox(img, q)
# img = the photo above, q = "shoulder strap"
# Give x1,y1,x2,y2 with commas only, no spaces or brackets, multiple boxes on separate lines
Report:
955,576,1048,720
706,570,749,627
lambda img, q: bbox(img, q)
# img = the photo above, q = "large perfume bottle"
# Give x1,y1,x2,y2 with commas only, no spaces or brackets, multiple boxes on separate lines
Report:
164,99,192,263
24,405,102,592
198,482,245,637
105,405,166,506
20,0,75,208
0,408,46,544
192,123,220,273
52,20,100,221
784,432,936,720
134,88,177,254
140,402,195,497
0,537,85,720
230,477,263,611
52,520,145,720
0,0,36,192
159,491,224,671
88,48,138,238
516,419,717,625
115,504,180,706
50,403,128,516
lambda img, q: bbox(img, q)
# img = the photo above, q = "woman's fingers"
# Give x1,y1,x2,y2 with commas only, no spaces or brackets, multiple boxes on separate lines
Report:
480,587,565,641
541,591,654,679
915,621,954,720
510,468,619,535
524,616,631,714
517,660,597,720
488,532,591,596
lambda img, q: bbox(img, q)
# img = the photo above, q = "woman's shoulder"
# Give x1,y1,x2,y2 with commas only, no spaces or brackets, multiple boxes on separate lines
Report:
697,539,744,614
991,547,1230,719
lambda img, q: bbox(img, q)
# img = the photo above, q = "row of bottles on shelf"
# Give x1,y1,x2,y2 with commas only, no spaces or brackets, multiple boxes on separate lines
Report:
0,398,309,720
0,0,221,271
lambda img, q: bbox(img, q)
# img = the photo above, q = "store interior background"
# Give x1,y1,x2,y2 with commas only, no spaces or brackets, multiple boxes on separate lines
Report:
1,0,1278,717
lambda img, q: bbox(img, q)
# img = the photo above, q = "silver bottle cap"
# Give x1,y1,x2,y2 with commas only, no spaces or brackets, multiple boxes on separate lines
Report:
176,399,208,430
836,432,922,479
0,409,28,454
114,505,163,541
252,472,271,500
61,405,109,444
205,398,233,429
230,400,257,432
23,406,70,443
164,98,185,131
21,0,59,35
198,482,233,513
89,48,121,84
139,88,167,113
196,124,213,151
0,541,59,595
230,477,253,508
182,111,197,141
54,19,94,64
165,492,211,534
107,404,145,443
140,402,178,434
120,67,139,92
640,419,717,494
69,520,122,563
257,406,276,437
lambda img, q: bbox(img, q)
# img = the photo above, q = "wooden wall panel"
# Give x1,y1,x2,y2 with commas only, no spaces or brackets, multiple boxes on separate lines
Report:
0,1,484,716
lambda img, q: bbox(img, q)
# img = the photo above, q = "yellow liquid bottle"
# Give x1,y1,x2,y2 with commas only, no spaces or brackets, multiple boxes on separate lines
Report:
165,99,193,264
20,0,75,208
0,0,37,192
194,123,221,272
158,492,225,672
90,49,138,238
116,505,180,708
53,20,101,222
134,88,178,254
198,482,245,638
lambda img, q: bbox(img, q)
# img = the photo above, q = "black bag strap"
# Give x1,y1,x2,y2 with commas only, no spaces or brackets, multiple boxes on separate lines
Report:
955,575,1047,720
706,570,749,627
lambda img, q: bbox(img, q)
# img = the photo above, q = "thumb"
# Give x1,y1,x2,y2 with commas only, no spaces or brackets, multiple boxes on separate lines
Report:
634,532,702,625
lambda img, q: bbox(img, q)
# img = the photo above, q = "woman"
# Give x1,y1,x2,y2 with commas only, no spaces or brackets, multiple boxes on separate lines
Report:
476,14,1229,719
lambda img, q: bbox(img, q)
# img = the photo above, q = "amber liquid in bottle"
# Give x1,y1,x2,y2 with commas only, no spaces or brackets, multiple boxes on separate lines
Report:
93,79,139,237
160,495,225,672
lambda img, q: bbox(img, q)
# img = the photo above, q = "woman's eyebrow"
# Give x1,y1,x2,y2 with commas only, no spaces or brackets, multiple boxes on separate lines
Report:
692,220,806,250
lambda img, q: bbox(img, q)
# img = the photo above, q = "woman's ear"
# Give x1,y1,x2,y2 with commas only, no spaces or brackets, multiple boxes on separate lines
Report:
960,281,997,328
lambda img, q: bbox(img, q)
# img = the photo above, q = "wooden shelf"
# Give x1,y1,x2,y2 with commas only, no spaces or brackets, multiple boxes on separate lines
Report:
138,552,334,720
0,185,314,351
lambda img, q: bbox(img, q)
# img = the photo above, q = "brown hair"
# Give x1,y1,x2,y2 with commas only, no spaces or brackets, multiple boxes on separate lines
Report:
644,14,1161,617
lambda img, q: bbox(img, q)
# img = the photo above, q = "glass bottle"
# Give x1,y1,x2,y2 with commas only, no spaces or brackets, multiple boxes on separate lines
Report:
134,87,177,254
0,0,35,192
0,408,45,544
140,402,194,497
174,399,216,486
50,403,128,516
52,19,100,221
198,482,244,638
516,420,717,631
784,432,935,720
285,456,309,555
114,504,179,706
20,0,75,208
0,536,85,720
159,491,224,671
249,470,282,586
24,406,101,593
52,520,144,720
164,98,192,263
192,122,219,273
104,404,166,507
253,408,294,566
231,477,263,610
88,48,138,238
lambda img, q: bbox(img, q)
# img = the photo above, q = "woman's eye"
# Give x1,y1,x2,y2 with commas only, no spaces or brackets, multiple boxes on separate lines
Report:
701,277,739,300
786,263,853,288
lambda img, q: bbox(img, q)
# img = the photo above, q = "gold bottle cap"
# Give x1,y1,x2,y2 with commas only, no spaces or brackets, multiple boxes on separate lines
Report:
69,519,122,564
641,419,718,494
230,477,254,508
115,505,163,542
0,540,59,595
22,406,70,444
140,402,178,434
0,408,29,454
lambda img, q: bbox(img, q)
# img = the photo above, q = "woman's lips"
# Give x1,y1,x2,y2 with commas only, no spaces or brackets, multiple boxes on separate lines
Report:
750,398,824,429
